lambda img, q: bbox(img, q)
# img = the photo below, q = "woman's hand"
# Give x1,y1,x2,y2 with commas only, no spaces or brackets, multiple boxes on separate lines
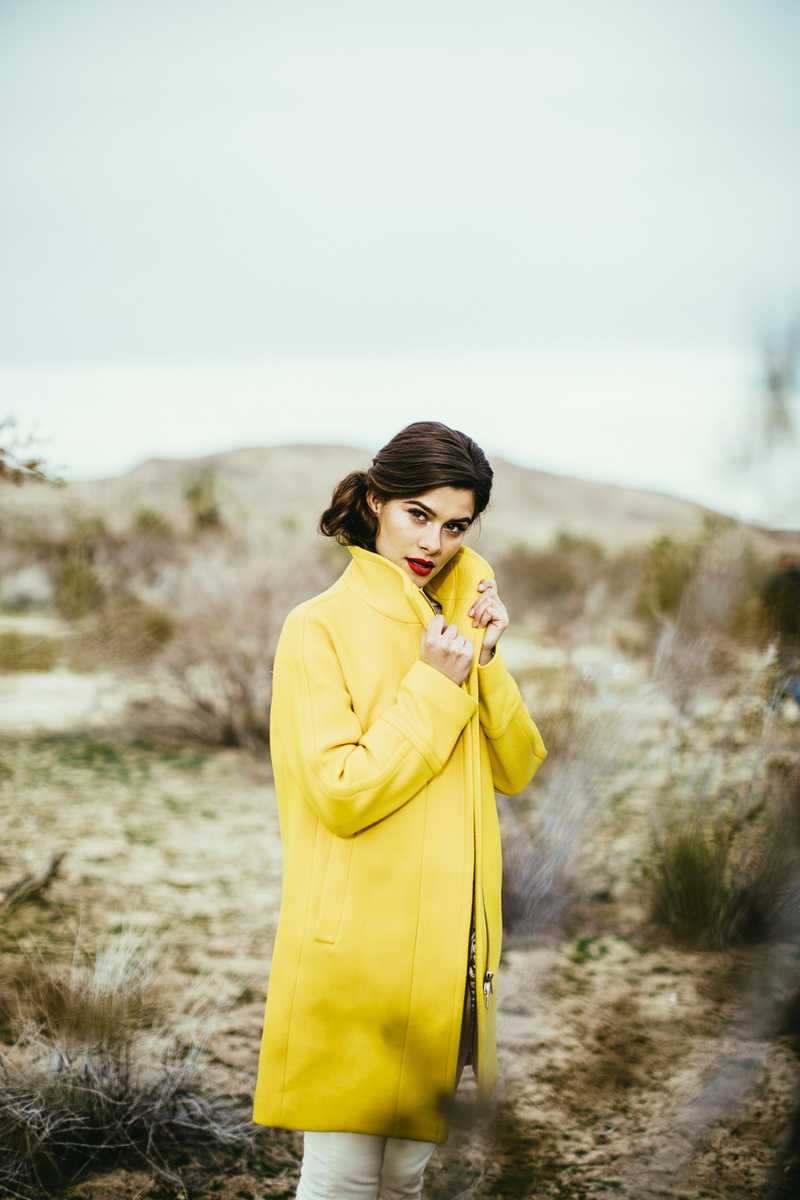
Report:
420,614,475,686
469,579,509,666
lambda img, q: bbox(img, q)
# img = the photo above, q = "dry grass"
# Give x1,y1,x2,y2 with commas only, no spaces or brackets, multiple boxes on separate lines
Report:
117,535,339,749
645,678,800,948
0,631,60,672
0,930,259,1197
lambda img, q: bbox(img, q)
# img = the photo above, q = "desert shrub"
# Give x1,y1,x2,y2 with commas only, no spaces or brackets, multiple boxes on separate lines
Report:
69,593,175,671
183,470,222,531
78,507,180,591
53,558,105,619
637,531,704,621
126,538,339,748
6,507,179,622
134,506,175,540
645,692,800,947
639,521,769,638
497,532,605,617
82,506,183,590
496,532,639,646
0,932,256,1196
0,630,60,672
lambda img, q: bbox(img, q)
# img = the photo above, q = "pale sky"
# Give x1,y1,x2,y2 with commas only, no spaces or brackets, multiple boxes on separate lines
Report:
1,1,798,523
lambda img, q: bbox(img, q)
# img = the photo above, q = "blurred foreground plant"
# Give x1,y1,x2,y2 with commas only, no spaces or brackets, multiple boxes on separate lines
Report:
0,419,63,488
0,930,260,1197
644,522,770,713
500,679,637,936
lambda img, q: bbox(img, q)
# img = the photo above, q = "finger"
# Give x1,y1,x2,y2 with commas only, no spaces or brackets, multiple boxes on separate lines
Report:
472,598,498,626
426,614,447,637
470,579,496,615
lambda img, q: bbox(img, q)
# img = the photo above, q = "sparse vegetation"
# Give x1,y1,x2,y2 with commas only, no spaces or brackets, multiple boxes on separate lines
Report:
0,630,60,672
53,558,105,619
496,531,631,645
645,702,800,948
0,932,258,1197
183,470,223,531
70,593,174,671
1,450,800,1198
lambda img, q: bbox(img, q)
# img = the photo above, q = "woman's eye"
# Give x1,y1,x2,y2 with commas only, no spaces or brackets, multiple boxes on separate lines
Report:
409,509,426,521
446,523,466,534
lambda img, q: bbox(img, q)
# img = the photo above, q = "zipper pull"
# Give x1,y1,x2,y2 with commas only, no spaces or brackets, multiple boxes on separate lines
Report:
483,970,494,1008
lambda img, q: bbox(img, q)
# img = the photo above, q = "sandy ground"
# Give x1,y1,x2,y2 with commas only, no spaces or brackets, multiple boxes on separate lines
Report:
2,721,799,1200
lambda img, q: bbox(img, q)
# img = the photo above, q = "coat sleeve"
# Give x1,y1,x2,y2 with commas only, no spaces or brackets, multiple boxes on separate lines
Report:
476,645,547,795
270,605,479,838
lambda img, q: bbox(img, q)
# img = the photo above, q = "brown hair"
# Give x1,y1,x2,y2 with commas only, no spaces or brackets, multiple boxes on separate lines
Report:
319,421,493,549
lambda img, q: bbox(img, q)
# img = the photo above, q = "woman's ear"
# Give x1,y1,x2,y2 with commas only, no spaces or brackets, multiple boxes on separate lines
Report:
366,491,382,517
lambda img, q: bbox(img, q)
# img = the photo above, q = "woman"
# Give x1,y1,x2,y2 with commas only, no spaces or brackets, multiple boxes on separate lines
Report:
254,422,546,1199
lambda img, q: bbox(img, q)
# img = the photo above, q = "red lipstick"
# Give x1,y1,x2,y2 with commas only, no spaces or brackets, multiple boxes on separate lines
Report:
407,558,434,576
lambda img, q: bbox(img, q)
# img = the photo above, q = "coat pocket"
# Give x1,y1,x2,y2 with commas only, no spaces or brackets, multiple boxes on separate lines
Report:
314,834,354,943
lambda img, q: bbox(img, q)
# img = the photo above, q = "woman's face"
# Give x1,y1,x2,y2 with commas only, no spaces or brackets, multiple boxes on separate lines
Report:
367,486,475,588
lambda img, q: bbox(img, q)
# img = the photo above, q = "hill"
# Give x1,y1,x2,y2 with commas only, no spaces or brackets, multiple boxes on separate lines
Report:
3,443,776,555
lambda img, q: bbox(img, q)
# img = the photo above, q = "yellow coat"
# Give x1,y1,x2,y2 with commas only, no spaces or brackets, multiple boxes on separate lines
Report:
253,544,546,1143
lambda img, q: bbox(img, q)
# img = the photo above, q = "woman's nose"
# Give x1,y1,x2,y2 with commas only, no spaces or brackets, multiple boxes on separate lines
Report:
419,527,441,555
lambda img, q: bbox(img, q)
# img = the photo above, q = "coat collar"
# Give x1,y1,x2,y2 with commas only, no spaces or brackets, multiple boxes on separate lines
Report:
344,544,494,630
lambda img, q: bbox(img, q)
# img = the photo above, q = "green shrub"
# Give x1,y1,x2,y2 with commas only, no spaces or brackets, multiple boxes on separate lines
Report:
496,531,619,639
499,532,606,606
54,559,104,619
183,471,222,531
647,806,795,948
637,532,703,621
0,631,60,672
70,595,174,670
645,708,800,947
133,506,175,539
637,521,769,640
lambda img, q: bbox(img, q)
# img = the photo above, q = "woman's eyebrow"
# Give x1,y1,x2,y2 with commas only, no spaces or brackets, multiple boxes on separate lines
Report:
407,500,473,524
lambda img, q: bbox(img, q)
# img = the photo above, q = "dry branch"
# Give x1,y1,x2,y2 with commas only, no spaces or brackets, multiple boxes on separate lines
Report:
0,851,66,911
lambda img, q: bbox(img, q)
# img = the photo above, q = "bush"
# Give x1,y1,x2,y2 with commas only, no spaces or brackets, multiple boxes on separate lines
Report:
645,697,800,947
69,594,174,671
0,932,255,1196
637,532,704,622
0,630,60,672
497,532,605,613
126,539,339,749
495,531,638,645
638,521,769,640
53,559,105,619
183,471,223,531
133,506,175,540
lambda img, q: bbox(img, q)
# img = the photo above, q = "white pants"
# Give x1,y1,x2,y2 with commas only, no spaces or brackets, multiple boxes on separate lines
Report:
295,1131,437,1200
